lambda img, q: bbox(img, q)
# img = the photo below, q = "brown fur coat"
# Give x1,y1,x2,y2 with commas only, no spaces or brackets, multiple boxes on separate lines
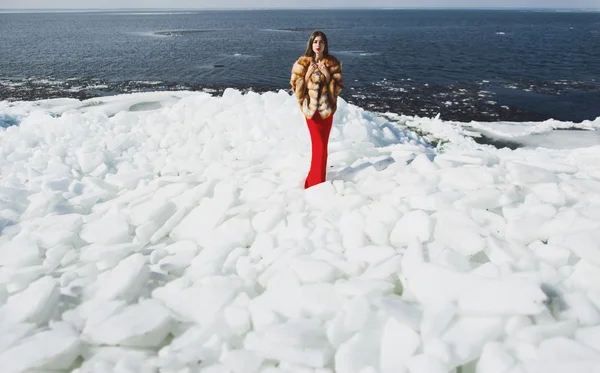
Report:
290,55,344,119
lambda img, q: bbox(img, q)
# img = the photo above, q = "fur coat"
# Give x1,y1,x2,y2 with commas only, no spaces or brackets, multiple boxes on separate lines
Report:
290,55,344,119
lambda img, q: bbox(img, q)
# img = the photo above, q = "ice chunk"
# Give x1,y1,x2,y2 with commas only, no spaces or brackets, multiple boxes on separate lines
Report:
150,207,188,244
64,298,126,332
434,152,489,166
458,278,547,315
362,174,399,193
128,199,176,227
406,263,473,305
35,214,83,249
513,160,578,175
410,153,438,173
420,303,456,340
439,167,495,191
380,318,421,373
2,276,59,325
83,299,171,347
0,324,81,372
224,305,252,336
347,245,396,266
289,256,337,284
0,236,41,267
543,208,600,238
513,320,578,345
244,320,332,368
590,291,600,311
171,182,237,241
570,260,600,292
94,253,150,301
367,202,402,227
340,210,367,250
305,181,337,211
422,338,452,364
469,209,506,239
252,207,284,232
188,245,234,279
80,242,139,266
152,182,190,201
576,326,600,353
198,363,233,373
525,337,600,373
361,255,402,281
301,283,345,319
153,276,243,325
454,188,504,210
158,240,198,274
80,212,132,244
262,272,304,319
220,349,263,373
507,162,557,184
77,149,105,173
484,237,519,265
441,316,505,367
505,215,550,245
504,316,533,336
199,217,254,249
406,354,447,373
365,217,390,246
329,296,370,343
134,220,160,245
249,297,281,331
555,230,600,266
335,322,383,373
390,210,431,246
335,278,395,298
400,239,426,285
530,182,567,206
105,171,151,189
433,210,485,256
530,241,570,267
476,341,516,373
562,293,600,326
241,178,276,203
408,191,462,211
380,296,422,332
0,323,36,354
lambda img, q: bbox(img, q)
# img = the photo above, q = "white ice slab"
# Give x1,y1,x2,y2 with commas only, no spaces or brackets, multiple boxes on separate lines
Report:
0,323,81,372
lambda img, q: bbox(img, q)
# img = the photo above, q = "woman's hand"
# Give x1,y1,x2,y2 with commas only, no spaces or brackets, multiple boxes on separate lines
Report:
305,62,318,81
317,61,331,83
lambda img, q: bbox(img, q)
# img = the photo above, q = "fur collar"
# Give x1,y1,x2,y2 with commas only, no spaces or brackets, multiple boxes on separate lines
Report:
295,55,340,68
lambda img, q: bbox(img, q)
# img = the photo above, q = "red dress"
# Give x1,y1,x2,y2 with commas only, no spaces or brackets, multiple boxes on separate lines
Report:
304,110,333,189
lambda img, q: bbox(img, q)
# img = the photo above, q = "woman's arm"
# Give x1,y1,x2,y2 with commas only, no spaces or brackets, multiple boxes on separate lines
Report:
290,59,309,101
327,62,343,98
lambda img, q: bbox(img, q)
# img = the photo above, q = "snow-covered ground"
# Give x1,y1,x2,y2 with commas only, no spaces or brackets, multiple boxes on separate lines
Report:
1,90,600,373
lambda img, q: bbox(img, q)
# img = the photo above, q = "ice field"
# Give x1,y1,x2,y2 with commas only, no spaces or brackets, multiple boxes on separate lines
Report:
1,90,600,373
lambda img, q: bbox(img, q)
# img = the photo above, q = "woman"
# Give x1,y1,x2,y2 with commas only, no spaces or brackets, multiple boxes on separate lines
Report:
290,31,344,189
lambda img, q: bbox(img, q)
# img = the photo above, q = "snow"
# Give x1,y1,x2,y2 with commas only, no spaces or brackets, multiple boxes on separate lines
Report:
0,89,600,372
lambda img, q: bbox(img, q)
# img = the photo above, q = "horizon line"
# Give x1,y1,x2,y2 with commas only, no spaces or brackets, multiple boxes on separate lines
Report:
1,6,599,11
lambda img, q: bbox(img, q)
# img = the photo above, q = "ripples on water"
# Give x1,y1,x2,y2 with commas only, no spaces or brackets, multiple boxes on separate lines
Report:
1,9,599,122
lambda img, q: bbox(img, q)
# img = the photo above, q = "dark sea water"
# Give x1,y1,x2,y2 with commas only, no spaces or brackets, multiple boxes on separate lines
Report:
1,9,599,122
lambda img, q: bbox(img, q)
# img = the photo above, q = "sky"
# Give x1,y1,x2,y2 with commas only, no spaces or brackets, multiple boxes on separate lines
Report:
0,0,599,9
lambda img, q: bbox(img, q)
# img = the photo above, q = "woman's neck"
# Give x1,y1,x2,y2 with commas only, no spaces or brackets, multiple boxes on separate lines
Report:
314,53,323,61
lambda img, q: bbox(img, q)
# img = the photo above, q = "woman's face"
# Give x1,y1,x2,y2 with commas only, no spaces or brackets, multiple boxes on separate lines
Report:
312,36,325,55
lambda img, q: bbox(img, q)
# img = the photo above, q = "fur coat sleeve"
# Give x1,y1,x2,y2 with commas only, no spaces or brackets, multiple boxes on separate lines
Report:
290,55,344,119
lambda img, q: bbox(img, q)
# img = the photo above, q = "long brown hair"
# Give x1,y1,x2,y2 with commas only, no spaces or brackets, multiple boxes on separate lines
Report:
303,30,329,59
